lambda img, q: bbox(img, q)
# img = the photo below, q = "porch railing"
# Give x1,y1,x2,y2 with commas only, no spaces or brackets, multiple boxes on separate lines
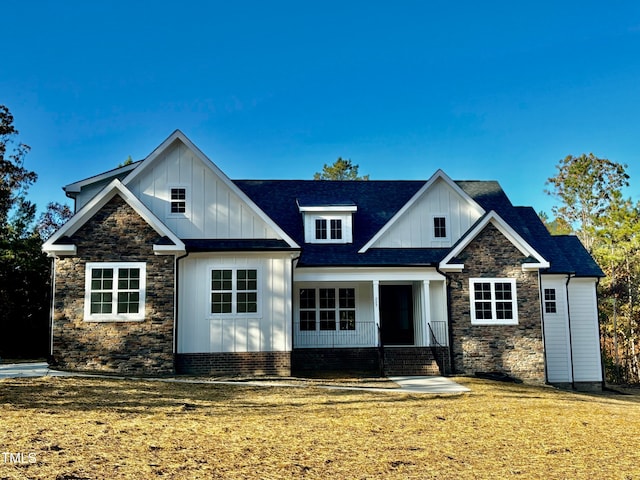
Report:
294,321,377,348
294,320,449,348
428,320,448,347
428,320,451,375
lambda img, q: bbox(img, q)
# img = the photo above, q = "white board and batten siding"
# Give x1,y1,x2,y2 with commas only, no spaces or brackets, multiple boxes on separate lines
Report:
372,178,482,249
541,276,572,383
126,140,281,240
178,253,294,354
541,275,602,384
567,278,602,383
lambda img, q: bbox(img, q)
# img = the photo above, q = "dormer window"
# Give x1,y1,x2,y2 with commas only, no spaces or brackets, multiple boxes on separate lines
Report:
313,217,345,242
298,199,356,244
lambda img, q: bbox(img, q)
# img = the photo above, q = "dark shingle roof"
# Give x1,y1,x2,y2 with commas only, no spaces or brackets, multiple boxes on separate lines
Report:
234,178,603,275
298,245,450,267
550,236,605,277
183,239,293,252
455,180,513,215
508,207,603,277
235,180,424,250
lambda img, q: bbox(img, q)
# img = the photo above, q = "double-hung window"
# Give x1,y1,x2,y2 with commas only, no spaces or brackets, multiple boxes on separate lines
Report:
84,262,146,321
544,288,557,314
210,268,259,316
298,287,356,331
169,187,187,215
469,278,518,325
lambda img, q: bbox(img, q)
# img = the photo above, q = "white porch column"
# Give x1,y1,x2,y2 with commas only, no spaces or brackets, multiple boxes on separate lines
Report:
372,280,380,346
422,280,431,346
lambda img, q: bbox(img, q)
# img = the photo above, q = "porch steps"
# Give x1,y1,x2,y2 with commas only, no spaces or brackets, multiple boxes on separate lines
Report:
383,347,442,376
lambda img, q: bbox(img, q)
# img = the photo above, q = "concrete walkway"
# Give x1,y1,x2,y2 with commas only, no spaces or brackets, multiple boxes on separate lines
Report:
0,362,470,394
389,375,470,393
0,362,73,378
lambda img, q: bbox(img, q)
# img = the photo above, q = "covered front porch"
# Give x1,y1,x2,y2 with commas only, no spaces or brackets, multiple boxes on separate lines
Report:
291,267,450,375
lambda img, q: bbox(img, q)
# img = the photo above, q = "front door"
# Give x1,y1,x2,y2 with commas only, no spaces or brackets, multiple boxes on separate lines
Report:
380,284,414,345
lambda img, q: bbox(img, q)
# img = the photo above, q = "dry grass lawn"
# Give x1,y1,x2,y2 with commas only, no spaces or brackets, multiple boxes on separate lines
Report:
1,376,639,479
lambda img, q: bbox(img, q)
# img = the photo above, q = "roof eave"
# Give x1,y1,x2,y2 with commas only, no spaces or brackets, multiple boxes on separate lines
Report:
43,244,77,257
63,161,141,194
153,245,187,256
522,261,551,271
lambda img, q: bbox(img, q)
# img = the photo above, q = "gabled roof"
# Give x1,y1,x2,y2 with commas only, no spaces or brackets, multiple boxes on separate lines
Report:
43,179,185,256
63,161,142,197
237,179,594,270
122,130,299,249
439,210,550,272
52,132,602,276
359,169,485,253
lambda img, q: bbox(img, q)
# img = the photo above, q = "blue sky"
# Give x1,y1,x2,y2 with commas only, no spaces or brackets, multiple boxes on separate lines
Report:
4,1,640,217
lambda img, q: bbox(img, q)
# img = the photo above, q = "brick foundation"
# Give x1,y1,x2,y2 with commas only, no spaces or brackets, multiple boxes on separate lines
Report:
292,348,381,375
176,352,291,376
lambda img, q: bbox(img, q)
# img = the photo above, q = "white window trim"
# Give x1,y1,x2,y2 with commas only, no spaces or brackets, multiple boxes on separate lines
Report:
431,214,449,240
305,214,352,244
297,286,358,331
209,266,262,318
167,185,189,218
84,262,146,322
469,278,518,325
544,288,558,314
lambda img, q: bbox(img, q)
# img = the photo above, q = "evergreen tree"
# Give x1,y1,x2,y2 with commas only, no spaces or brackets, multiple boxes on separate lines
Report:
314,158,369,180
0,105,50,358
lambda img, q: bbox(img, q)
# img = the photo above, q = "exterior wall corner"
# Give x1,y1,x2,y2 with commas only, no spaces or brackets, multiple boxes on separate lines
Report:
52,195,175,376
448,223,546,384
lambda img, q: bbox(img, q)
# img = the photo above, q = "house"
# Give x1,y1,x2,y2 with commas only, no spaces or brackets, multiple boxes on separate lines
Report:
43,130,605,390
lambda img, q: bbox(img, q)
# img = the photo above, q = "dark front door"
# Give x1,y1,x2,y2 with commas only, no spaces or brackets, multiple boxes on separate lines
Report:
380,284,414,345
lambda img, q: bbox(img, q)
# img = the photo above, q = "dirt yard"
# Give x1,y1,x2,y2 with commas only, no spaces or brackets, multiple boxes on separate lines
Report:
1,376,639,479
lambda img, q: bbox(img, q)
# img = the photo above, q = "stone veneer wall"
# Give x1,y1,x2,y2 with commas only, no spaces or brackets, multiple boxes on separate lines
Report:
53,195,175,375
448,223,546,384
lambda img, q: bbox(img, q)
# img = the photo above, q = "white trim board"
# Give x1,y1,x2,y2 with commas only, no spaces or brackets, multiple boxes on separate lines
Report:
439,211,549,272
42,179,185,256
